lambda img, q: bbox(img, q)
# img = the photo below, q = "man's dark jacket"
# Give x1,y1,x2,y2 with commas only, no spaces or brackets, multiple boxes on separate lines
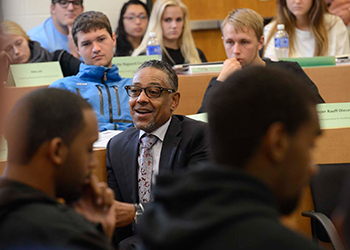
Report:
0,178,113,250
106,115,210,242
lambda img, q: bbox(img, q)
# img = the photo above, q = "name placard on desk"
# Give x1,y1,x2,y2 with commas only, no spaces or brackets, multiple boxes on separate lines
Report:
317,103,350,129
7,62,63,87
112,55,158,78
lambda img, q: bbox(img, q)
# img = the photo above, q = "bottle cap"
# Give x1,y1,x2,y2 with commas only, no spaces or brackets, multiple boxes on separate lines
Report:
149,32,156,37
277,24,285,30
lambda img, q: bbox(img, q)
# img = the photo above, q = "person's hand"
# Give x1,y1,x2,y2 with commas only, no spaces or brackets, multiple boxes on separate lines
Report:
73,174,116,239
114,200,136,227
217,58,242,82
67,25,80,59
335,8,350,25
328,0,350,25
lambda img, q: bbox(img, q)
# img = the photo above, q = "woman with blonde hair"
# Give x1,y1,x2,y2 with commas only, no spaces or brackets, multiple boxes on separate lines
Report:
132,0,207,66
263,0,350,60
0,20,80,76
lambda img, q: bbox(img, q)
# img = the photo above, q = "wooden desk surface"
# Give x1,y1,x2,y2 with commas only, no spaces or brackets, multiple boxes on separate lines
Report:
3,85,48,119
304,65,350,104
3,64,350,117
176,65,350,115
176,73,218,115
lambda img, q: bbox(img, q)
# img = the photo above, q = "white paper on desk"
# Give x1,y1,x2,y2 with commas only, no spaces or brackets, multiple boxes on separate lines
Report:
93,130,123,148
187,113,208,123
0,136,7,160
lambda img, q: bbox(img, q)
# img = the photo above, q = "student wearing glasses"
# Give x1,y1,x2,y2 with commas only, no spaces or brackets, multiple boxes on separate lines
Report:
106,59,209,247
115,0,150,56
27,0,84,58
132,0,207,66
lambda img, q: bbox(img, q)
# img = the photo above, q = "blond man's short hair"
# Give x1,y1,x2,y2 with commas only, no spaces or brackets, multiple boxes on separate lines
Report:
221,8,264,40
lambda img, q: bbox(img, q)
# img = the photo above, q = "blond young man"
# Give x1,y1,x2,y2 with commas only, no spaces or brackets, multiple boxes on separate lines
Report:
198,8,324,113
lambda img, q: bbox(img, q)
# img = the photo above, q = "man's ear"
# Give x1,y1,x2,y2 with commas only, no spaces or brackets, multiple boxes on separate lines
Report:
48,137,68,166
50,3,55,16
74,37,81,56
112,32,117,48
263,122,289,164
258,35,265,51
76,43,81,56
170,92,180,112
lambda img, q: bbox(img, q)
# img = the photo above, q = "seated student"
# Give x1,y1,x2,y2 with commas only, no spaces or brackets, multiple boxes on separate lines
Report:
106,60,210,245
27,0,84,58
115,0,150,56
198,8,324,113
0,21,81,77
263,0,350,60
50,11,133,132
139,66,322,250
132,0,207,66
0,88,115,249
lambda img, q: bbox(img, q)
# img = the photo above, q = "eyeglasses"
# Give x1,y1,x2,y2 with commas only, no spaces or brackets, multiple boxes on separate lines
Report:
125,86,175,99
123,15,148,22
55,0,82,8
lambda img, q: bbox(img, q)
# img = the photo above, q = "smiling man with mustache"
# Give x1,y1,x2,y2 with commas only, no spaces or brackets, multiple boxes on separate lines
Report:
50,11,133,132
106,60,210,247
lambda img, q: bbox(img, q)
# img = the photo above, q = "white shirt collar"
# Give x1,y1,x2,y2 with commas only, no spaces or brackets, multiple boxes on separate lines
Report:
139,117,172,142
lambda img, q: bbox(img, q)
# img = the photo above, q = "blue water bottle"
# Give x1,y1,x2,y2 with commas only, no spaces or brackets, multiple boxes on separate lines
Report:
146,32,162,61
275,24,289,59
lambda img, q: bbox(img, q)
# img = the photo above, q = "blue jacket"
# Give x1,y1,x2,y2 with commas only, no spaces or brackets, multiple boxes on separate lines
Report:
50,63,133,131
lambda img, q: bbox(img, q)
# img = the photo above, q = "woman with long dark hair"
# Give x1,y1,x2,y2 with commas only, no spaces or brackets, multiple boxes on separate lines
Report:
115,0,150,56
